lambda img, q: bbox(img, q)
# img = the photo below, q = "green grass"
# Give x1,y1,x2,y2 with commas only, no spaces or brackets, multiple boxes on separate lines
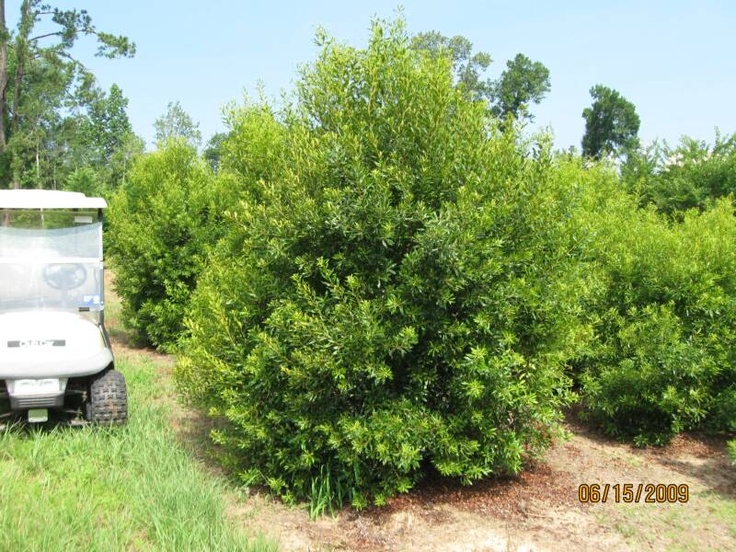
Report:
603,492,736,552
0,353,277,552
308,463,347,520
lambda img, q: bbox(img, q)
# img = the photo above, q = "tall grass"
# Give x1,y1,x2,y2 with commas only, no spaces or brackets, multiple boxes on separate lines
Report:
0,353,276,551
308,463,346,520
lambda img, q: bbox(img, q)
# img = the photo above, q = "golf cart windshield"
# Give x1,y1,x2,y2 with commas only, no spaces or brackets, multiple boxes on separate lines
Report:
0,209,103,316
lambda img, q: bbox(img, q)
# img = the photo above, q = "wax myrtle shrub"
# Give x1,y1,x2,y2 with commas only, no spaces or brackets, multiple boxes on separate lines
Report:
176,18,604,508
576,197,736,445
106,139,239,350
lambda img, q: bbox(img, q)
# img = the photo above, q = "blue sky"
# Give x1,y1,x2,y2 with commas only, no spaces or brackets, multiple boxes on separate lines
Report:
14,1,736,151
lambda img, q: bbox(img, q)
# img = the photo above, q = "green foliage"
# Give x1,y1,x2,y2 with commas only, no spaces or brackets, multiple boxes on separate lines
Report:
81,83,139,183
411,31,493,102
107,139,236,350
577,197,736,444
627,132,736,215
203,131,229,173
153,101,202,150
410,32,550,123
0,1,136,189
490,53,551,123
106,131,146,189
219,100,287,192
56,85,142,197
177,18,596,509
64,166,104,197
582,84,640,160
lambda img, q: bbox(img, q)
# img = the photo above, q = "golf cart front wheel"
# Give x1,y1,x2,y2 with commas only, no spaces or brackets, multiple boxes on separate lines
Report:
86,369,127,424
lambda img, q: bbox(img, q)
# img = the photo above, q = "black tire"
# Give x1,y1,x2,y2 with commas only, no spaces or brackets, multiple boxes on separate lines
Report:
86,369,127,423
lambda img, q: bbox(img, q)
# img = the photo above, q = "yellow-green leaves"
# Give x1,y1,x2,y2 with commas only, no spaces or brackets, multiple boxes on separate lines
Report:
175,15,605,509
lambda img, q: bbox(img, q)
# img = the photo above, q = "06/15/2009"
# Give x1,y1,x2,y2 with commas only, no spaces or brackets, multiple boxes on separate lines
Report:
578,483,689,504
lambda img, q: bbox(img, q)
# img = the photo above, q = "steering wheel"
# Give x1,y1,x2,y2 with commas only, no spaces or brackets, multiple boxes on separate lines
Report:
43,263,87,290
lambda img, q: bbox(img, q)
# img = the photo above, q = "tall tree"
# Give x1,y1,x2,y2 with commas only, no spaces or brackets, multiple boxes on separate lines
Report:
84,83,132,164
72,83,142,191
582,85,640,160
0,1,8,155
490,53,550,123
411,31,493,102
411,31,551,123
0,1,135,188
153,100,202,150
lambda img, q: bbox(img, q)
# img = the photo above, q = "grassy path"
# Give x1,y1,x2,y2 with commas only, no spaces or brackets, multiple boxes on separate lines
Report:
0,279,276,552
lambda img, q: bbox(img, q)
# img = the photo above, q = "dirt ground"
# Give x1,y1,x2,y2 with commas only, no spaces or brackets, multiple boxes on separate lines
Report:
215,415,735,552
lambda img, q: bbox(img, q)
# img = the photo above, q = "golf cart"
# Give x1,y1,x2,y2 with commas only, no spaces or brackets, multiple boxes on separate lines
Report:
0,189,126,424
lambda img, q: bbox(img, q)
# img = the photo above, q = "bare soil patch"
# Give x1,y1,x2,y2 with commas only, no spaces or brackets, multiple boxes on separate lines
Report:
230,423,733,552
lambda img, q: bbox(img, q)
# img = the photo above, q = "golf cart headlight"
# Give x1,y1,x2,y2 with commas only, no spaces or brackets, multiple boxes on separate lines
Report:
6,378,68,396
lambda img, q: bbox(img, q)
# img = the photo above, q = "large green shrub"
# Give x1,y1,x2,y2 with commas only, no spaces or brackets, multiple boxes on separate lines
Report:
624,133,736,216
578,198,736,445
177,19,600,507
107,139,236,350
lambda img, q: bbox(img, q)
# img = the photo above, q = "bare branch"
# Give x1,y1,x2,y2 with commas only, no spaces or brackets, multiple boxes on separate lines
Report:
29,31,62,42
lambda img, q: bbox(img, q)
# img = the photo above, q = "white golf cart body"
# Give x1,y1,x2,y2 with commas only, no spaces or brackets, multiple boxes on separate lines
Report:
0,190,125,424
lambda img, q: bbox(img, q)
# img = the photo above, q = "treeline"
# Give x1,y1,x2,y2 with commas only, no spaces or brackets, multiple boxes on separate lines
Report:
106,17,736,510
0,3,204,195
0,1,139,193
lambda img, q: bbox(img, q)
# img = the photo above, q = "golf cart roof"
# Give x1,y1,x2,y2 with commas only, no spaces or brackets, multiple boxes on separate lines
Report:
0,190,107,210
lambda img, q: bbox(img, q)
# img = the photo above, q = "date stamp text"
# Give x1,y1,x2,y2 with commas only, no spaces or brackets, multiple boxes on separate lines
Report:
578,483,689,504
